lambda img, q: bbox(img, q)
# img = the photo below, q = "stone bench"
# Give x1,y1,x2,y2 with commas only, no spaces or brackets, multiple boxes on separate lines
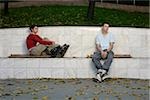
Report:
8,54,132,58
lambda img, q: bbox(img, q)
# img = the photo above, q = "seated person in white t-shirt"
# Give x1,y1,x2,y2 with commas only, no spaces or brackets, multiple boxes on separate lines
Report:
92,22,115,82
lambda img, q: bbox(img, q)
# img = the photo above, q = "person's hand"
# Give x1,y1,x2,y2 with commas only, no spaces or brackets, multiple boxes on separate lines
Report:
52,41,55,45
101,51,108,59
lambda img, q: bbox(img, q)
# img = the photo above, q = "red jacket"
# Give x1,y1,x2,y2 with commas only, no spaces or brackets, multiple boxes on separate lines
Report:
26,34,53,50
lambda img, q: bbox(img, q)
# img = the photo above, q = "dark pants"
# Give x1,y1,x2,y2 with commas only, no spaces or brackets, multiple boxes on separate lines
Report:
92,51,114,72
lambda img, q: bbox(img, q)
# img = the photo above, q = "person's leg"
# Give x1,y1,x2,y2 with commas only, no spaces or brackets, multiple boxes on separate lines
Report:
55,44,70,58
92,52,104,82
92,52,103,70
44,44,61,57
100,51,114,81
43,37,61,55
43,37,50,41
30,44,47,56
46,44,60,52
102,51,114,72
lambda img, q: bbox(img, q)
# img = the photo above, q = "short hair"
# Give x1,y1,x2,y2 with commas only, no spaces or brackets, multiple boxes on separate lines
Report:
102,22,110,26
29,25,37,32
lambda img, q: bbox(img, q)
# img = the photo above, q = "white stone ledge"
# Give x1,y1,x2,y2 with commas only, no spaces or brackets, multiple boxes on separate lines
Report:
0,58,149,79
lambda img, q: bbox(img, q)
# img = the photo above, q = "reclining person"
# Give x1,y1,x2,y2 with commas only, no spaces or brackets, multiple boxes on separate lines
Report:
26,25,69,57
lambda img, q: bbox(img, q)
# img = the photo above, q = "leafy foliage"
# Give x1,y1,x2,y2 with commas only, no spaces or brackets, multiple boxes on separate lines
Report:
0,5,149,28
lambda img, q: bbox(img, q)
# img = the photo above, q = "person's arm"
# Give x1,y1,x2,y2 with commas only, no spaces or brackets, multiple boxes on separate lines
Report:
96,43,108,59
96,44,103,53
107,42,114,52
107,33,115,52
43,37,55,45
96,35,103,53
33,35,53,45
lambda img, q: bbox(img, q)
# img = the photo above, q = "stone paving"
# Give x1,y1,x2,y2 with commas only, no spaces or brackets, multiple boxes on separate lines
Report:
0,78,149,100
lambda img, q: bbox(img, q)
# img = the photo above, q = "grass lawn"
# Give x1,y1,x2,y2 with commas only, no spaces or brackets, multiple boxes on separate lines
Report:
0,5,149,28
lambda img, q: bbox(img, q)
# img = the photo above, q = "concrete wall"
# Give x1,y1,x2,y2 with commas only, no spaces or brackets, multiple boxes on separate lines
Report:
0,26,149,79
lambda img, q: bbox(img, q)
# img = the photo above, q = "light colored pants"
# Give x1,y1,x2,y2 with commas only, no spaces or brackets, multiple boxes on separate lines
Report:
92,51,114,72
30,44,59,56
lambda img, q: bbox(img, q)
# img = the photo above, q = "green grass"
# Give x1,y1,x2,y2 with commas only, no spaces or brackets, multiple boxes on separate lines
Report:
0,5,149,28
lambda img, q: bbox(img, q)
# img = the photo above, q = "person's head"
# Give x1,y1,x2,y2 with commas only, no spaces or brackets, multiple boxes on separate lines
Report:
101,22,110,33
29,25,38,34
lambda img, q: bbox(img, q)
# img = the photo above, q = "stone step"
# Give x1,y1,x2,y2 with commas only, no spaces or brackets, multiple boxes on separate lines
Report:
0,58,149,79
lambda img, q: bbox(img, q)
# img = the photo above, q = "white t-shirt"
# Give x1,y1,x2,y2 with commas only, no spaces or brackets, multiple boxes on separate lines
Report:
96,31,115,50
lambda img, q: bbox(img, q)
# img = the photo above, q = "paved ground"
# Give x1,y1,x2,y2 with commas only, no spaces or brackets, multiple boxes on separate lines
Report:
0,78,149,100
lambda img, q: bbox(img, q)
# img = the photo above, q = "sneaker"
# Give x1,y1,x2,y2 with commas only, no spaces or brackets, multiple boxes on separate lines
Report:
97,69,106,75
55,44,70,58
97,69,102,73
62,44,67,47
101,69,106,76
101,73,109,81
96,73,102,82
50,46,61,57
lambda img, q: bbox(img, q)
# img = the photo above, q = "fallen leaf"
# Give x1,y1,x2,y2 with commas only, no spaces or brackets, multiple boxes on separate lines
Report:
42,96,48,100
93,96,99,100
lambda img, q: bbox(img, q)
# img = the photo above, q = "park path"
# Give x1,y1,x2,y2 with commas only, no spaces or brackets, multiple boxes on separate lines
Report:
0,78,149,100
